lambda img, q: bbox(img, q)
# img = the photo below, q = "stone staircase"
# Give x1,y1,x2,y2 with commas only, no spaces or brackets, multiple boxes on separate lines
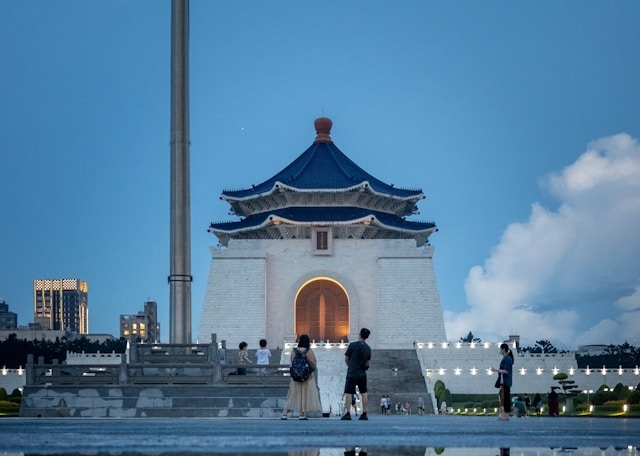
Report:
310,347,433,416
366,349,433,415
20,344,433,417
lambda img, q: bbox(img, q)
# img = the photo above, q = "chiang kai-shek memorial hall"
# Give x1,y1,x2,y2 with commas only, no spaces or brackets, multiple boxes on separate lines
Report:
197,118,447,349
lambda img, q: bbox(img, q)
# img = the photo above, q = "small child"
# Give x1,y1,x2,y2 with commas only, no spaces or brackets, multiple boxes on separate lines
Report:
255,338,272,375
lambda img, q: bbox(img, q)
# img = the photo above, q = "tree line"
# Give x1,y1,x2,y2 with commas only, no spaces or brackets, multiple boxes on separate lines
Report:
0,333,127,369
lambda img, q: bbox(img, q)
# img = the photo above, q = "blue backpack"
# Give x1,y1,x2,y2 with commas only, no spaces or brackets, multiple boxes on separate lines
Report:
289,348,311,382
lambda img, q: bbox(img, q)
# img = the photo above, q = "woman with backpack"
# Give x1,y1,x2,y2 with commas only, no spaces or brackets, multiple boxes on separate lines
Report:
281,334,321,420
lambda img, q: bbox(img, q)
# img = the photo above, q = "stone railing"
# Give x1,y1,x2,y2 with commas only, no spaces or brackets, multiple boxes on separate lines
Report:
24,336,291,387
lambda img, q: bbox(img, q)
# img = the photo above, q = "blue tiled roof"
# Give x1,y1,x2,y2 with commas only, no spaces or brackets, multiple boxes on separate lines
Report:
222,141,423,200
209,207,436,234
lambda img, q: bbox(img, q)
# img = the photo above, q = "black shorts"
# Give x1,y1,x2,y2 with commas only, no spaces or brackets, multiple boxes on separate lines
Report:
344,376,367,394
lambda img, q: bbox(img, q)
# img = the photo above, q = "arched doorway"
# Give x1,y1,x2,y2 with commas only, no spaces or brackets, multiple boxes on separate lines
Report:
295,278,349,342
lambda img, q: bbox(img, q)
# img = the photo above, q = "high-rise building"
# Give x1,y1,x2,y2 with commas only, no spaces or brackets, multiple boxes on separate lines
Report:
0,300,18,329
120,300,160,342
33,279,88,334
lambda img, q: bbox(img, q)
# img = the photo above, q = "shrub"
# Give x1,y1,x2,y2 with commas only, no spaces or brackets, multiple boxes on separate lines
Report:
0,400,19,415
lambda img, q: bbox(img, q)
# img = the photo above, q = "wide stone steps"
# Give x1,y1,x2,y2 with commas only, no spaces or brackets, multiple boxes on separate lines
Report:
366,349,433,414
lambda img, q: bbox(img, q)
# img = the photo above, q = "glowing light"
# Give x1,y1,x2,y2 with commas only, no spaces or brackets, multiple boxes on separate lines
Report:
618,366,623,375
441,342,448,349
454,367,461,375
470,367,477,376
1,366,6,376
484,342,490,349
486,368,493,375
428,342,434,349
439,368,446,375
455,342,462,349
519,367,527,375
552,366,559,375
586,366,591,375
536,367,543,375
601,366,607,375
470,342,476,348
569,367,575,375
634,366,639,375
623,404,628,412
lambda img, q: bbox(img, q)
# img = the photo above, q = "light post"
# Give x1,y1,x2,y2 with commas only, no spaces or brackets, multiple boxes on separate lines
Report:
583,389,593,403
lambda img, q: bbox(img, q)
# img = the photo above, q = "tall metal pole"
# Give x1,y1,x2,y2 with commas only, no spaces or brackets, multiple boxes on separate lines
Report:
169,0,191,343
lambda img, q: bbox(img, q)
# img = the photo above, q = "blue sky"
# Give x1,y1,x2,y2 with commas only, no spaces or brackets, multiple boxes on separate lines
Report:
1,1,639,349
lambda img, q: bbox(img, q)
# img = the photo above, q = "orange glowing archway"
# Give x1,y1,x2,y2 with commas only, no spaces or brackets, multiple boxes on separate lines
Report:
295,278,349,342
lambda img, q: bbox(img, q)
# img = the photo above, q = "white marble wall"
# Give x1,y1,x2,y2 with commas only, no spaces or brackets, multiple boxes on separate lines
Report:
417,342,640,394
198,238,447,349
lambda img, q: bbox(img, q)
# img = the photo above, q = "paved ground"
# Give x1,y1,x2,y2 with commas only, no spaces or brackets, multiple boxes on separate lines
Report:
0,415,638,455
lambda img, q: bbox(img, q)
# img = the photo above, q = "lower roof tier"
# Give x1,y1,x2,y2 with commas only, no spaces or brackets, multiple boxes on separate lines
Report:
209,206,437,247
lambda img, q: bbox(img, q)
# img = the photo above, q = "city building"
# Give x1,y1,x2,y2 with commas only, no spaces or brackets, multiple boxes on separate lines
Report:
0,300,17,329
33,279,88,334
120,300,160,342
198,118,446,348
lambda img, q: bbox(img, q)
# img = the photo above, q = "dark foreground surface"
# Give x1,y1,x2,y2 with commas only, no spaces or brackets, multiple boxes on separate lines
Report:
0,414,638,455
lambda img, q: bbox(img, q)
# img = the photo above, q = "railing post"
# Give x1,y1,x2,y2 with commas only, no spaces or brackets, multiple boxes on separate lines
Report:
119,356,128,384
211,333,222,384
51,358,59,377
26,354,34,386
129,342,138,364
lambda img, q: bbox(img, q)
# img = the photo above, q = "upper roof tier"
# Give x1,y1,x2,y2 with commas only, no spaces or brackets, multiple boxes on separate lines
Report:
221,118,425,218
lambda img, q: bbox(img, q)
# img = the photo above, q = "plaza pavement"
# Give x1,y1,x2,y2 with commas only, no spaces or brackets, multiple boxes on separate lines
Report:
0,414,638,455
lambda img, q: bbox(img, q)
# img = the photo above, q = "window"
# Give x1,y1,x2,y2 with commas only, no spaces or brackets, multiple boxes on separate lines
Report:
312,228,333,255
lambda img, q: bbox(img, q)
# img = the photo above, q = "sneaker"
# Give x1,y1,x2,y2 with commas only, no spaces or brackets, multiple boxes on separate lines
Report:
280,415,287,420
340,413,352,420
299,414,308,420
359,412,368,421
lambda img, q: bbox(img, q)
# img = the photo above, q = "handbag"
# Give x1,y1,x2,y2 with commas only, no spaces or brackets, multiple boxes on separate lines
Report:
494,374,502,388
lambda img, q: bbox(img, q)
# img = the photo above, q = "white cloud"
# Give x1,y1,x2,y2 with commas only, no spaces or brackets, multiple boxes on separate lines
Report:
445,133,640,348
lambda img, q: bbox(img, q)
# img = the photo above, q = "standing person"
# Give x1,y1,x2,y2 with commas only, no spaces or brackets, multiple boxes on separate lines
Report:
417,396,425,416
341,327,371,421
281,334,321,420
491,342,514,421
548,389,560,417
256,338,272,376
236,341,251,375
533,393,543,416
380,396,387,415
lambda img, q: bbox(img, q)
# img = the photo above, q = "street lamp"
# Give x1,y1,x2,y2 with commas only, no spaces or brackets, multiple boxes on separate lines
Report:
583,389,593,403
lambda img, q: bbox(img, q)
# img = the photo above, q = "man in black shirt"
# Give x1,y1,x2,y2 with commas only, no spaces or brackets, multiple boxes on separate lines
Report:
341,327,371,421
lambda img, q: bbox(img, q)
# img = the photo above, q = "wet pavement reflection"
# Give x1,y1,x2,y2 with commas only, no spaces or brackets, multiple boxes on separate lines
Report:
4,447,640,456
0,416,638,455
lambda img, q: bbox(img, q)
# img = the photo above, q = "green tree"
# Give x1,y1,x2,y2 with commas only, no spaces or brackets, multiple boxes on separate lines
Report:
459,332,481,343
553,372,580,400
536,340,558,353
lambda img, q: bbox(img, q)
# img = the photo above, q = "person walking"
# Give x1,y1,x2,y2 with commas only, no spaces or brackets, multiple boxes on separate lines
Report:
417,396,425,416
281,334,321,420
341,327,371,421
491,342,514,421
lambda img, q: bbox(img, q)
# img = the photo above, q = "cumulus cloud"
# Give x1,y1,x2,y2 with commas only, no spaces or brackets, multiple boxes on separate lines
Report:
445,133,640,348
